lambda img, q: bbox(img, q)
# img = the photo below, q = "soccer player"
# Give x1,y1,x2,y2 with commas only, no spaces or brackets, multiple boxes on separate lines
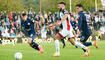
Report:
41,24,47,44
21,13,44,54
40,16,47,44
49,2,89,57
75,4,98,56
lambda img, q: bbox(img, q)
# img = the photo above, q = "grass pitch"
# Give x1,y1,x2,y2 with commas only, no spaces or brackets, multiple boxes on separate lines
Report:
0,41,105,60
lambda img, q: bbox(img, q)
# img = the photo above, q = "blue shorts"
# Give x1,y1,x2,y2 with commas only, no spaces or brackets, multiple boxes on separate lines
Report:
28,34,36,40
80,34,90,42
79,31,92,42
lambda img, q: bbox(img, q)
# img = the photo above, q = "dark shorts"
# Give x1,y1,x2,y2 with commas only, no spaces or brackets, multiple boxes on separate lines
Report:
28,34,36,40
79,29,92,42
0,30,2,36
80,34,90,42
79,31,92,42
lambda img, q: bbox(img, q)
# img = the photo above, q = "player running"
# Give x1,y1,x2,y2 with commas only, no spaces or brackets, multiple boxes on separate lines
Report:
75,4,98,56
49,2,89,57
21,13,44,54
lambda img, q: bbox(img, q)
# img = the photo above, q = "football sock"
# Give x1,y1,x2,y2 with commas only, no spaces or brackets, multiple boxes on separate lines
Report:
55,40,60,53
31,41,39,50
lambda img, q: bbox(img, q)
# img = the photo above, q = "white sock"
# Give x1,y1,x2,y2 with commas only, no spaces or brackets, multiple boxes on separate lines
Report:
75,42,87,49
92,42,94,45
44,40,46,43
85,52,88,55
55,40,60,53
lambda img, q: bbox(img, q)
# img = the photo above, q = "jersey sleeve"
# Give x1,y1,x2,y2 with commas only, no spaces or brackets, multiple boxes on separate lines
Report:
78,14,83,30
63,9,68,14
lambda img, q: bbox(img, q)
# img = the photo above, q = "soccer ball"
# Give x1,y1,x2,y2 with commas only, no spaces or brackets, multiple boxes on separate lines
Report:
14,52,22,60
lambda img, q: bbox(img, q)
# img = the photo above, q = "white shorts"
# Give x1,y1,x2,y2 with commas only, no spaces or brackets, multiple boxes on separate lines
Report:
41,33,47,38
58,29,74,38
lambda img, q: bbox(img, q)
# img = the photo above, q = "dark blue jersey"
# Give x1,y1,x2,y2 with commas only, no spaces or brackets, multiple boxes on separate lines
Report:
70,21,77,30
21,18,36,36
78,11,92,35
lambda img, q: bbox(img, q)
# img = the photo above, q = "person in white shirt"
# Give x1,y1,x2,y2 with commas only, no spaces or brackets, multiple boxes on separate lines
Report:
49,2,89,57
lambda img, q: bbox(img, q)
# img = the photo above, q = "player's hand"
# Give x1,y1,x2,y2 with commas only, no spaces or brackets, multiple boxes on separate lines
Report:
76,34,79,38
75,35,78,38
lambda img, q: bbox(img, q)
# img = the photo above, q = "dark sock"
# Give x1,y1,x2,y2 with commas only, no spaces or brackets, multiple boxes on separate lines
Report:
75,46,78,48
82,48,86,52
0,40,2,43
61,38,66,48
84,42,92,46
31,41,39,50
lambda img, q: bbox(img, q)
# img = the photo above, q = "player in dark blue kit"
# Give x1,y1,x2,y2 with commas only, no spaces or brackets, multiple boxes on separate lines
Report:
21,13,44,54
76,4,98,56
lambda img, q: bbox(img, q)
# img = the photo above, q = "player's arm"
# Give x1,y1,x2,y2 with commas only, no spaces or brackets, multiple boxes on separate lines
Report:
78,16,82,30
58,14,68,25
77,15,83,37
72,29,76,37
76,29,80,37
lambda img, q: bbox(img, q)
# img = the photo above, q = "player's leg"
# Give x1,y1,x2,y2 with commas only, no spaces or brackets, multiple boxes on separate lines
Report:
52,33,63,57
80,34,98,48
28,38,39,50
68,31,90,56
0,31,3,43
28,34,44,54
68,38,90,56
52,29,68,57
79,34,98,56
68,37,88,50
44,33,47,44
61,38,66,48
41,34,47,44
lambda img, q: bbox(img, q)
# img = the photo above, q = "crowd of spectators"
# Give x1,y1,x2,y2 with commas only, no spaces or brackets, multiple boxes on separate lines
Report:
0,11,105,40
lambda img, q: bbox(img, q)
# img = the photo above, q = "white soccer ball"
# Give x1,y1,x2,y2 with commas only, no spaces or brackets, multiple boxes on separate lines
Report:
14,52,22,60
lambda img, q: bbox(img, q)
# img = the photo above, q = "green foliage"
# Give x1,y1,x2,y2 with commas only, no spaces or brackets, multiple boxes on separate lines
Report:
0,0,24,12
39,0,103,12
0,0,103,13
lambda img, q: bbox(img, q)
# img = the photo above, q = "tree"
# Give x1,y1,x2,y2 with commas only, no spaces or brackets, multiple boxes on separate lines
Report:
0,0,103,13
0,0,24,12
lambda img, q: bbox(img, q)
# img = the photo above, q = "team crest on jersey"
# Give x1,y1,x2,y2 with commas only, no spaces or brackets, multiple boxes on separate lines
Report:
30,34,33,37
28,23,30,25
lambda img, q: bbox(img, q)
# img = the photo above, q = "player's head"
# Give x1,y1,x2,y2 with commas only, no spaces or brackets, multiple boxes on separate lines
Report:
58,2,66,11
22,13,28,21
75,4,83,13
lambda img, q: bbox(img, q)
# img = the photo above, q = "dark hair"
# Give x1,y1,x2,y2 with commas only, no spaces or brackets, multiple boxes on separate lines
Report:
58,2,66,5
76,4,83,8
22,13,27,17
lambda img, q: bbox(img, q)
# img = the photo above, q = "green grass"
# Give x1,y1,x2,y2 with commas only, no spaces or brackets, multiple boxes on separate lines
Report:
0,41,105,60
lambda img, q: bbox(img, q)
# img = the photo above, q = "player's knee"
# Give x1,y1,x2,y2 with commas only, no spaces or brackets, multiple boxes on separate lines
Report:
70,41,75,45
68,38,75,45
71,42,75,45
54,36,58,40
54,34,61,40
80,42,84,44
28,39,32,44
